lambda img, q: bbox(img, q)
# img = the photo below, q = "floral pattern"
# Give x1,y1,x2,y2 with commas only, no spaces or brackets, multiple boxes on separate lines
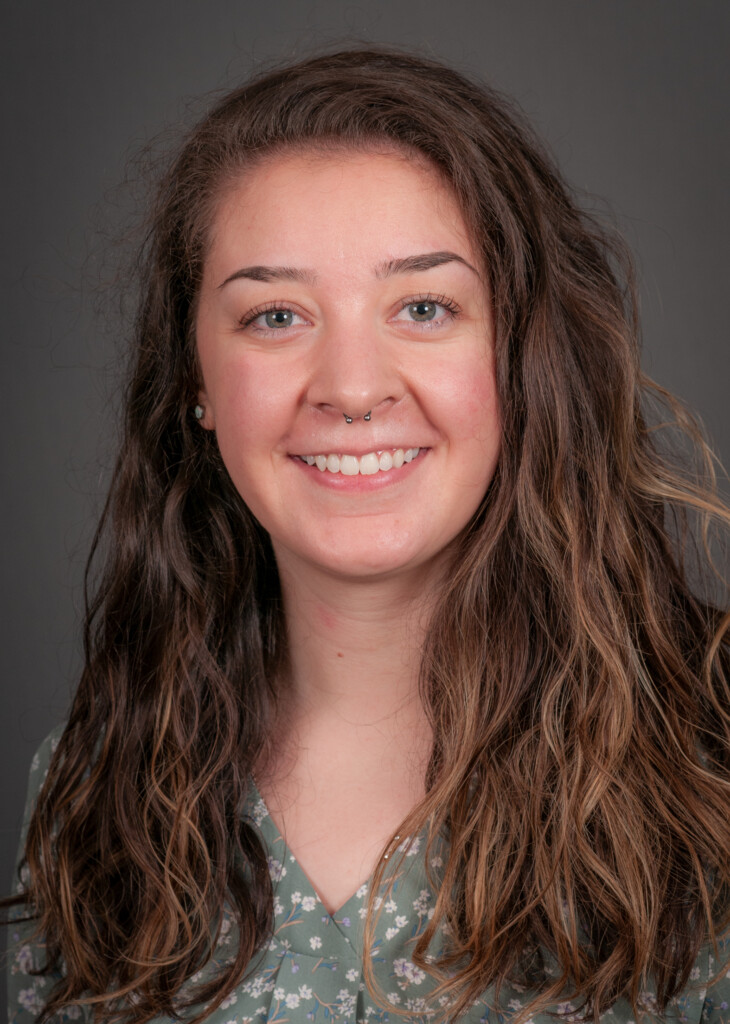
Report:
7,727,730,1023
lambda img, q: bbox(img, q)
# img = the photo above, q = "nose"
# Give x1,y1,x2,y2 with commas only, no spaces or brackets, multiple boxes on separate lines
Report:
305,316,403,421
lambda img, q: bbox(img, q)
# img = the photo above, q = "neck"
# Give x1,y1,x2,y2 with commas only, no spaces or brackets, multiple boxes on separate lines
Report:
256,551,446,911
275,554,444,724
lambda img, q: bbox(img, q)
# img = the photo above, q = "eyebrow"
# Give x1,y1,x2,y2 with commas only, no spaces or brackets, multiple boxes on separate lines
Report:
218,265,316,288
375,250,478,278
217,251,477,289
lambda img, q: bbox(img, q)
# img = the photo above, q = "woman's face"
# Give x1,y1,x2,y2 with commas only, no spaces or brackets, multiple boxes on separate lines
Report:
195,149,500,583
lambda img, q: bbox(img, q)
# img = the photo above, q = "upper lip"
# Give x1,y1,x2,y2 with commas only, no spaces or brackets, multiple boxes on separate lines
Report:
290,444,425,457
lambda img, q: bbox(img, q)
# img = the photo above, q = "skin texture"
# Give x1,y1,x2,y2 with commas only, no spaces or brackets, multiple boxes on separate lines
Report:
195,151,501,910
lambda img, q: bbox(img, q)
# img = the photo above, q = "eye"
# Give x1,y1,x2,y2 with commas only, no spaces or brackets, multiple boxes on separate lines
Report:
262,309,295,328
407,301,438,321
239,304,308,334
392,294,461,328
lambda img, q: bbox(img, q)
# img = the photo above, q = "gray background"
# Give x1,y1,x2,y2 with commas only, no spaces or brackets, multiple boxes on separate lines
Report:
2,0,728,1006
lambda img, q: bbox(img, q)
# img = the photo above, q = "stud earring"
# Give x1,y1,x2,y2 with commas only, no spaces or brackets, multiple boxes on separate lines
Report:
194,405,204,420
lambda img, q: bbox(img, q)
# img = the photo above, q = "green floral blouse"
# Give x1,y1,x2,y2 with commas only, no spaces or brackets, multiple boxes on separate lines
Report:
7,728,730,1023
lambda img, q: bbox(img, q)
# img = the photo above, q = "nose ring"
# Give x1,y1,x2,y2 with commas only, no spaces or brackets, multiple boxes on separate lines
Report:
344,411,371,423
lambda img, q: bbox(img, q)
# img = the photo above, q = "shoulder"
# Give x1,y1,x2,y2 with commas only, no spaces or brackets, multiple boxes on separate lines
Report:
21,723,66,821
702,935,730,1024
28,722,66,780
7,724,88,1022
10,723,66,898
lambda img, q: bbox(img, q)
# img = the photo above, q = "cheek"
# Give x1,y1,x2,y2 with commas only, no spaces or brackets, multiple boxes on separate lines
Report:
429,350,501,449
200,356,291,510
207,354,296,445
438,353,502,508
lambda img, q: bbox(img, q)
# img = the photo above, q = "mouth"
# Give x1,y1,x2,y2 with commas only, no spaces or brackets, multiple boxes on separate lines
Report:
293,447,423,476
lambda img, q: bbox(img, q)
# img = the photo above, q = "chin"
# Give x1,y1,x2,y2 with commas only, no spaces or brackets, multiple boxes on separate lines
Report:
270,519,453,582
298,537,445,582
318,553,417,579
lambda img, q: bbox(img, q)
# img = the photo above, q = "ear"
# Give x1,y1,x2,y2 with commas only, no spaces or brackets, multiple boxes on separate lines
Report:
195,392,216,430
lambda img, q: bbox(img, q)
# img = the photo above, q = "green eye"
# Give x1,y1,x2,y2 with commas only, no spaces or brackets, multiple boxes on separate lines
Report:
264,309,294,328
408,301,437,321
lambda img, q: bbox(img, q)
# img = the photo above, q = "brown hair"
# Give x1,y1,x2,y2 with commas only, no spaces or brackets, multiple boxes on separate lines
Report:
4,47,729,1023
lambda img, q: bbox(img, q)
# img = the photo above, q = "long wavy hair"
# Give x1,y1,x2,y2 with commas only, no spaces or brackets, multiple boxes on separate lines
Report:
5,48,730,1024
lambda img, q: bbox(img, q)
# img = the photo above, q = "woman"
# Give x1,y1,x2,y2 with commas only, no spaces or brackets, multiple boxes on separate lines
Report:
5,48,730,1024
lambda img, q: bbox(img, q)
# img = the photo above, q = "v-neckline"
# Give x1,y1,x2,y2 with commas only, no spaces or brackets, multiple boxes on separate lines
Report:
246,778,376,923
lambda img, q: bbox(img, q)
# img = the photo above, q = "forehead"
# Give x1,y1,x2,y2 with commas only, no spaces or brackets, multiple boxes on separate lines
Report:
204,148,476,276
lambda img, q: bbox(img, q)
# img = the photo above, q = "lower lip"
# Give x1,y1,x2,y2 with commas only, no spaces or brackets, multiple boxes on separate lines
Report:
289,449,429,491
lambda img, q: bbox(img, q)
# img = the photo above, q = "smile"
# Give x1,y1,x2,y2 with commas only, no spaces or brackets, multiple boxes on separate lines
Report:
295,448,422,475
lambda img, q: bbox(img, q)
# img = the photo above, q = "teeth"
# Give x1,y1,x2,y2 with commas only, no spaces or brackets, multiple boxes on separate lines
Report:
340,454,359,476
299,448,421,475
359,452,380,475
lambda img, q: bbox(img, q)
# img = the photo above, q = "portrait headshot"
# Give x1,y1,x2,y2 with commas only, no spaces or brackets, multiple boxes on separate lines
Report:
2,3,729,1022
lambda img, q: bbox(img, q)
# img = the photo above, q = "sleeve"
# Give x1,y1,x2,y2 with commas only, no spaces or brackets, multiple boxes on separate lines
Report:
702,934,730,1024
6,724,88,1023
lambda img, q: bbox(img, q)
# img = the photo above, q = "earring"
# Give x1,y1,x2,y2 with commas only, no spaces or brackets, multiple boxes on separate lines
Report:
194,404,204,420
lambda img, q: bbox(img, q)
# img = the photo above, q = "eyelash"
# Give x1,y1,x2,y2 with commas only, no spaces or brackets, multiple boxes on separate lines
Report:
238,300,298,330
398,293,462,323
238,293,463,333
